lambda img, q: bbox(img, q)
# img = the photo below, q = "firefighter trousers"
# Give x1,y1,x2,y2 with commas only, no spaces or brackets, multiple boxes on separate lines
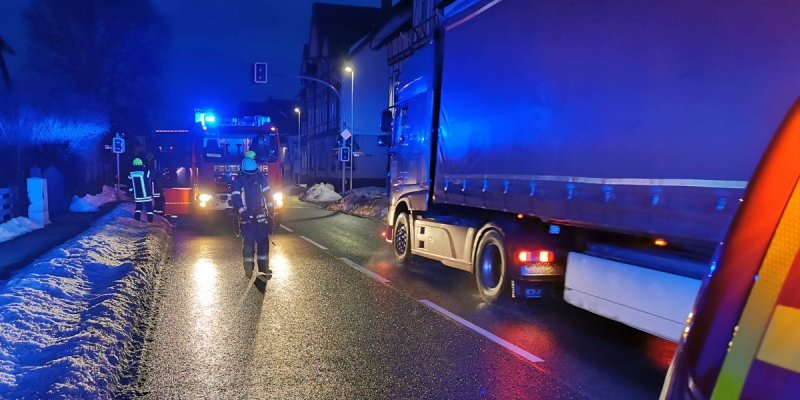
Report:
241,222,270,273
135,201,154,222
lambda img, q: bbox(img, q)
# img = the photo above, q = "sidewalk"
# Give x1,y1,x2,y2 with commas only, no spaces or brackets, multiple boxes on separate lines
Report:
0,202,119,280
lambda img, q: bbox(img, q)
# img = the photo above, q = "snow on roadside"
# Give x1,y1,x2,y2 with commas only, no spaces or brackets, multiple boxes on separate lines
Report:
69,185,122,212
325,187,389,220
0,217,43,243
0,204,171,398
300,183,342,202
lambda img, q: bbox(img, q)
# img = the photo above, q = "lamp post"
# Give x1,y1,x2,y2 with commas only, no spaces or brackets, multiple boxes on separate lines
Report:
345,66,355,191
294,107,302,184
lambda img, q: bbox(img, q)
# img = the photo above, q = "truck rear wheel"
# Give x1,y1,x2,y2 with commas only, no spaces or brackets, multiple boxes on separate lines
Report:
475,230,508,303
393,212,413,265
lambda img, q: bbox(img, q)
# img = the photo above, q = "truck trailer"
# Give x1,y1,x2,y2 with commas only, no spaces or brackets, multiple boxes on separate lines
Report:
383,0,800,341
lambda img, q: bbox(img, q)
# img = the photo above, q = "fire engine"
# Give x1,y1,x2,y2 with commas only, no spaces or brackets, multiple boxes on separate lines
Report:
154,110,284,219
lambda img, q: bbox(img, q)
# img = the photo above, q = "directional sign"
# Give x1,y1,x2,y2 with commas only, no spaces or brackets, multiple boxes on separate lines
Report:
340,129,352,141
112,137,125,154
339,146,351,162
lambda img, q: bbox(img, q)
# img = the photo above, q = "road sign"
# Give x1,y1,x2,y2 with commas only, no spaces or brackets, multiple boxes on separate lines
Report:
340,129,351,141
339,146,351,162
112,137,125,154
112,133,125,200
253,62,268,83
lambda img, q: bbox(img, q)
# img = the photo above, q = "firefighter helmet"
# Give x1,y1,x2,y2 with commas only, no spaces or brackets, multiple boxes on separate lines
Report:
132,158,143,166
241,154,258,174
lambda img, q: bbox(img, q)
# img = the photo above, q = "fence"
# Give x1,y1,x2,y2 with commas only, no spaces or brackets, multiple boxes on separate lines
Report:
0,187,12,222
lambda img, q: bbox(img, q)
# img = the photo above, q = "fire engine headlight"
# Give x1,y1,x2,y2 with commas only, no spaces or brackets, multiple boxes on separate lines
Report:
272,192,284,208
198,193,213,203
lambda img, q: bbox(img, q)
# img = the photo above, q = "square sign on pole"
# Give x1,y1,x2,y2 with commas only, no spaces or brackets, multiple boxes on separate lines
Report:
253,62,268,83
112,136,125,154
112,133,125,200
339,146,351,162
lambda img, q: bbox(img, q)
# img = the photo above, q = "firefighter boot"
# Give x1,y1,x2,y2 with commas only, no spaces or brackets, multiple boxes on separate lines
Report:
254,256,271,292
242,257,254,279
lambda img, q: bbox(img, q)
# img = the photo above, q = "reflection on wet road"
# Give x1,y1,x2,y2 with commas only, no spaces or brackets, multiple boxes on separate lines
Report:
136,199,673,399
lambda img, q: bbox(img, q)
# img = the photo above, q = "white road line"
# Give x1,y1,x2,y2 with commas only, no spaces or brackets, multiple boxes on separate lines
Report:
279,224,294,232
300,235,328,250
339,258,390,284
419,299,545,363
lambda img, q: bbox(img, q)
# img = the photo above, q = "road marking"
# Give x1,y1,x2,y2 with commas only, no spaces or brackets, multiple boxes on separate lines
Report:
419,299,545,363
339,258,390,284
300,235,328,250
279,224,294,232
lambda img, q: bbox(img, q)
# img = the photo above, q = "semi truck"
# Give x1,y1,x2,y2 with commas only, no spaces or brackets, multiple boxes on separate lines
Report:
382,0,800,342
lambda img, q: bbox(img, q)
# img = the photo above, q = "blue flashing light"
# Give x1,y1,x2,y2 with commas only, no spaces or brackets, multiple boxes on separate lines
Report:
204,114,216,123
549,225,561,235
707,261,717,278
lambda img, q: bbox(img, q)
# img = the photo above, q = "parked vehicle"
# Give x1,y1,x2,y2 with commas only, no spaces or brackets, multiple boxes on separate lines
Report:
155,112,285,220
382,0,800,342
661,101,800,399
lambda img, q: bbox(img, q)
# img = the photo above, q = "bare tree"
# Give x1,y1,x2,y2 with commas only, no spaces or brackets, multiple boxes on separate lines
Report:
23,0,169,132
0,36,13,89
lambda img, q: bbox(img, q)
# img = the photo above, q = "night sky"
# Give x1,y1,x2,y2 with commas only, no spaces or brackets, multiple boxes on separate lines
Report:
1,0,381,127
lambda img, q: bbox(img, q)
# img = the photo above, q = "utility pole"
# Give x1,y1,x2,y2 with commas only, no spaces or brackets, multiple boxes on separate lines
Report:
294,107,302,184
346,67,355,191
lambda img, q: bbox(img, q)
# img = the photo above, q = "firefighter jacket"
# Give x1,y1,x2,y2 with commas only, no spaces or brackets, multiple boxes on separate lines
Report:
128,165,154,202
230,172,273,222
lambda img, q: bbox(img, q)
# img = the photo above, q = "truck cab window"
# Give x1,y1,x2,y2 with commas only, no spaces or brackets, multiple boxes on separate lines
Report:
395,107,408,146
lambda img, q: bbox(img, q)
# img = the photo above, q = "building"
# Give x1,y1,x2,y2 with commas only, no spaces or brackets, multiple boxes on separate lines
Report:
298,2,385,188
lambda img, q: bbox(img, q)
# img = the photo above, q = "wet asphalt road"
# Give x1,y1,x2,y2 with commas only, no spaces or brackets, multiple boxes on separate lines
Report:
137,197,673,399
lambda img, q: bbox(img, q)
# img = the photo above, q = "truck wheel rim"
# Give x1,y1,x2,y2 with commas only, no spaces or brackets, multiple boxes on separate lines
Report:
479,243,502,290
395,224,407,255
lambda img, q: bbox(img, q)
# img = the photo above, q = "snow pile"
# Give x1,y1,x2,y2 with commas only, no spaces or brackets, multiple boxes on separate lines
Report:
0,204,171,398
69,185,119,212
300,183,342,202
325,187,389,220
0,217,43,243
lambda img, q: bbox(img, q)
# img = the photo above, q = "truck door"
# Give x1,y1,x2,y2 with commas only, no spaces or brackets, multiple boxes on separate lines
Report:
390,91,433,192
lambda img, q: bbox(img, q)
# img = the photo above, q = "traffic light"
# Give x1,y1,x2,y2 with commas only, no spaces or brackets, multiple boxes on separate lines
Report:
339,146,350,162
112,137,125,154
253,62,268,83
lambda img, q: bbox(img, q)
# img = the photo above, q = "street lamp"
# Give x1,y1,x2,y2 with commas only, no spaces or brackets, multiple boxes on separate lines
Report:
345,66,354,191
294,107,302,184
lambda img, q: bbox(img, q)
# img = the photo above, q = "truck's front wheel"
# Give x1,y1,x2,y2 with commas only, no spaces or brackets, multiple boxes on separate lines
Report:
393,212,413,265
475,230,508,303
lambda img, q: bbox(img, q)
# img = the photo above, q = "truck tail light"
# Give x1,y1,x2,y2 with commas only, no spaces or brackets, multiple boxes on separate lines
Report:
538,250,554,263
518,250,555,263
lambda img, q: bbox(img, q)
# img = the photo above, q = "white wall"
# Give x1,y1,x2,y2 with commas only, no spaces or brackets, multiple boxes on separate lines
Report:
341,44,390,183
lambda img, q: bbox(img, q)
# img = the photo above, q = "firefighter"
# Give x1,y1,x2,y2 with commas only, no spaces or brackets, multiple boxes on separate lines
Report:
231,151,274,292
128,158,154,222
